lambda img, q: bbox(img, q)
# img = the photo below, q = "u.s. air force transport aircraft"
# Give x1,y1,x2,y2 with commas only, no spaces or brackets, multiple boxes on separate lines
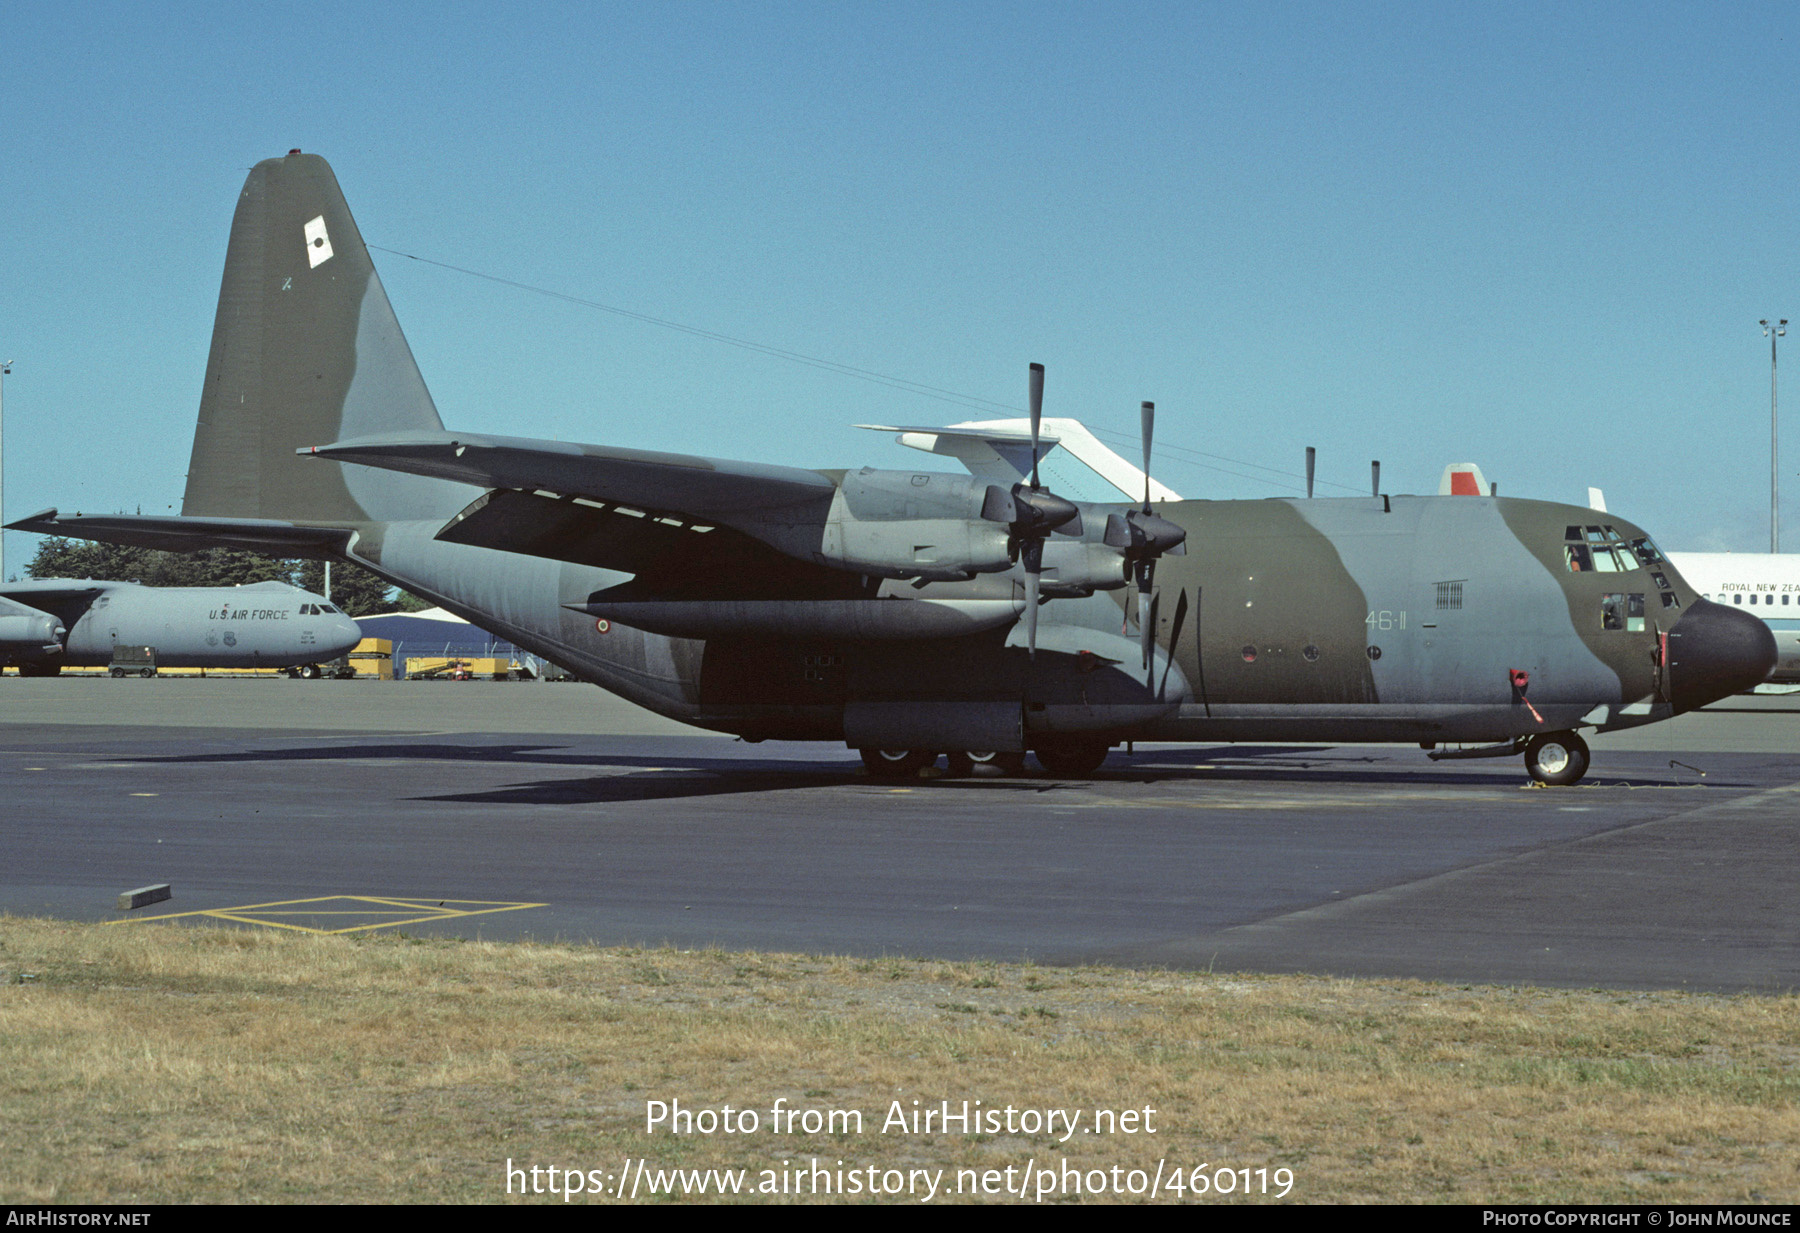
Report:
0,579,360,676
6,152,1778,783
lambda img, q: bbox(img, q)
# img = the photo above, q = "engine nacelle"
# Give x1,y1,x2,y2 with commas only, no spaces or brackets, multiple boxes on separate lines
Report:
1035,540,1132,597
0,612,67,657
808,469,1015,580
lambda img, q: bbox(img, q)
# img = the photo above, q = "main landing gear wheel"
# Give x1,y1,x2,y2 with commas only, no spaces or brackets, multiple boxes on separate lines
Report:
859,748,935,779
1032,739,1111,778
943,750,1028,778
1524,730,1590,786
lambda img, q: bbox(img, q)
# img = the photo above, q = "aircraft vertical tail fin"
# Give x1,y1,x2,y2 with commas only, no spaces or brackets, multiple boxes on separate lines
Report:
182,151,465,524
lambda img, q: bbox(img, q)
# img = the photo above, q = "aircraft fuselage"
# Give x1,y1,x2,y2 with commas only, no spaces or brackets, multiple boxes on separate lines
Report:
343,488,1732,753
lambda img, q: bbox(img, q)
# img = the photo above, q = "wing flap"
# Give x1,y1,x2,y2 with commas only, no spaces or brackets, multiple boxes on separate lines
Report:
302,431,837,522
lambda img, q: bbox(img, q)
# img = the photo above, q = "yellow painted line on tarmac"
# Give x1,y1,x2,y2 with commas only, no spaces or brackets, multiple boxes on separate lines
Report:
110,894,547,935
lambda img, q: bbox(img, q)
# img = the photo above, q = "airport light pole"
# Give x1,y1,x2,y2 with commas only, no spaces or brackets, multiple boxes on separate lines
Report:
0,359,10,583
1764,320,1787,553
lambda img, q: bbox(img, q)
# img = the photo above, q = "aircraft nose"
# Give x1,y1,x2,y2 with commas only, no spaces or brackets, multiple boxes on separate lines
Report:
1666,598,1778,712
324,615,363,658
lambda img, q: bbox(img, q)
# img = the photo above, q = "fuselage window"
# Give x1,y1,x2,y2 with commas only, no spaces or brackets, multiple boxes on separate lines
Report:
1734,594,1743,605
1601,593,1625,630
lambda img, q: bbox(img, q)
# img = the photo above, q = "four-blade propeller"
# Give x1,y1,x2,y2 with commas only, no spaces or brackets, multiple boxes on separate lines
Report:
981,366,1188,668
980,363,1081,659
1104,400,1188,669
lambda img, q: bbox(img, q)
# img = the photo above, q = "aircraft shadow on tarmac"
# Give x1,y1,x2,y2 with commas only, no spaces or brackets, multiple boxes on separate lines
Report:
117,741,1739,803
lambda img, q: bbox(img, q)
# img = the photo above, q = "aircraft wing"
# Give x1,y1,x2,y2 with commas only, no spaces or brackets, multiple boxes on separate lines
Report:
0,580,109,607
4,509,353,557
301,431,838,523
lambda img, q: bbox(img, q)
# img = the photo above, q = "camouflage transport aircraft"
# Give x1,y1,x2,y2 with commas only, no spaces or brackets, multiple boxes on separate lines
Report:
1,579,360,676
8,153,1777,783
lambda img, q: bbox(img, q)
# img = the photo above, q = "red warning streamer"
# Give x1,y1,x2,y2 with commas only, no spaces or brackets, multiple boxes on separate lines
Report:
1509,669,1545,725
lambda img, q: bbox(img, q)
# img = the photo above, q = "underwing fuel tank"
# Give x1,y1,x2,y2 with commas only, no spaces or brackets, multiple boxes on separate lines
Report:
570,596,1022,641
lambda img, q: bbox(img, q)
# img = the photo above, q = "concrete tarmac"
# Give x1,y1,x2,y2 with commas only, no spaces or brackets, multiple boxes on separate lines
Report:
3,676,1797,992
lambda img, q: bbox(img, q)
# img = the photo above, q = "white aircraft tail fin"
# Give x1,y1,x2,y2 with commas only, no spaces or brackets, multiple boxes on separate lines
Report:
859,417,1183,502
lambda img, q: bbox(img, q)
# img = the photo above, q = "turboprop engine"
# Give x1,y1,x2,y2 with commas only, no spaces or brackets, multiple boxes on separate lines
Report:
0,608,66,658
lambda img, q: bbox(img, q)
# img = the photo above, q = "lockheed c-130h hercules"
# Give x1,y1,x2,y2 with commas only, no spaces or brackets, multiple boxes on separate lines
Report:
9,152,1777,785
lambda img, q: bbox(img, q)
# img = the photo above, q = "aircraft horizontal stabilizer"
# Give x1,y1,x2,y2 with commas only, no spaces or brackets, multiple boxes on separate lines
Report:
4,509,353,558
302,432,837,523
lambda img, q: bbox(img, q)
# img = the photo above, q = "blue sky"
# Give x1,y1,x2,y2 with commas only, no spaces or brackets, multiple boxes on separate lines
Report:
3,2,1797,578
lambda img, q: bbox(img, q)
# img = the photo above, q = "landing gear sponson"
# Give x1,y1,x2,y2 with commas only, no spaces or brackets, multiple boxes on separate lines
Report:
858,740,1111,780
864,731,1599,783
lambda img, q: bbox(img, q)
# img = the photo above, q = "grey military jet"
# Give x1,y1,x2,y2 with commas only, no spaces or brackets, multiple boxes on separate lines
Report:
7,153,1776,782
1,578,360,676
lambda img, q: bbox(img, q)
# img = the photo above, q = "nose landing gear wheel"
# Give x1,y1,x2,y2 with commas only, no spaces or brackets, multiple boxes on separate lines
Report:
859,748,935,779
1524,731,1590,786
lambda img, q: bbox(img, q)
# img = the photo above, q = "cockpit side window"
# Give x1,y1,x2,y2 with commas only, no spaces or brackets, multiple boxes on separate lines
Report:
1601,593,1625,630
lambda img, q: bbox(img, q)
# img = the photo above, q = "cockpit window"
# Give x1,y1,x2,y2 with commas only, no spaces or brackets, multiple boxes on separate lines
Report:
1565,524,1644,574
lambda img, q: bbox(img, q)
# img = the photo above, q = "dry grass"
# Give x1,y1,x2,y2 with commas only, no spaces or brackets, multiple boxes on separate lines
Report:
1,916,1795,1204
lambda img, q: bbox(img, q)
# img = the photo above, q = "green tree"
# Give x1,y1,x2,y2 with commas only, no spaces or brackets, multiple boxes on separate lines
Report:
294,560,396,617
25,538,161,582
27,539,293,588
24,537,400,615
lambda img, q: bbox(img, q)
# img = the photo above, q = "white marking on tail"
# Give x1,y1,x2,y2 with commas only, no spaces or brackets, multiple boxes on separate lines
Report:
304,215,334,268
